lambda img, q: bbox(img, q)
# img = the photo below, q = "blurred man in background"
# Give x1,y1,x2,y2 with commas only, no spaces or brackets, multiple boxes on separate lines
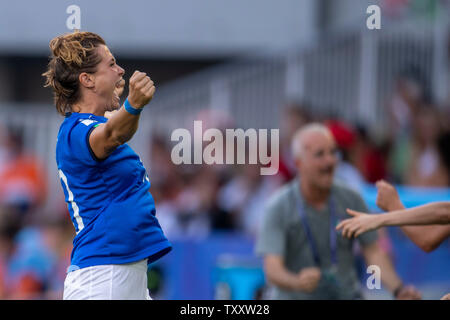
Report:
256,123,421,300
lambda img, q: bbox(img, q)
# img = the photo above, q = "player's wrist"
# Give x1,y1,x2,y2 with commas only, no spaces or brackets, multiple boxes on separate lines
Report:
124,98,143,115
378,213,390,227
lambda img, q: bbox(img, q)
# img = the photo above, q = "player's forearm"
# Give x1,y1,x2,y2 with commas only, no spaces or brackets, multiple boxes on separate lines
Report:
380,202,450,227
401,225,450,252
379,201,450,252
104,106,140,144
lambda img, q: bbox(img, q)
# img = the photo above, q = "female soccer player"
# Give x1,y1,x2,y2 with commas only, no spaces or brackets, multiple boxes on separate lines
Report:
42,31,172,300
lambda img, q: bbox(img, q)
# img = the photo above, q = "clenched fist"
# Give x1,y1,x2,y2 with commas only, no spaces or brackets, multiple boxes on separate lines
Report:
127,71,156,109
294,267,321,293
376,180,404,212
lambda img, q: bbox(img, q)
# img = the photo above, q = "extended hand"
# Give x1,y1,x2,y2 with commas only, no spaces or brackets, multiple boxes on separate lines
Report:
127,71,155,109
336,209,383,238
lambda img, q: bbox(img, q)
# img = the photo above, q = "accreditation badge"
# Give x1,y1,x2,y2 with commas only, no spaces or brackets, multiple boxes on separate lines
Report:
320,265,341,299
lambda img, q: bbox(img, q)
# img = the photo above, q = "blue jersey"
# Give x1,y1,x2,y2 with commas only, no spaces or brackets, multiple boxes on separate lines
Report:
56,112,171,269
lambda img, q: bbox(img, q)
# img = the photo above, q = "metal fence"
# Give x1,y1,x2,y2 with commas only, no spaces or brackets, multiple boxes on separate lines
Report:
0,15,448,210
147,15,448,137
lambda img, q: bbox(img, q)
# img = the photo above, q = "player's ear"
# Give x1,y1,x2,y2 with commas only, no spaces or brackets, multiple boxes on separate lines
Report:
79,72,95,89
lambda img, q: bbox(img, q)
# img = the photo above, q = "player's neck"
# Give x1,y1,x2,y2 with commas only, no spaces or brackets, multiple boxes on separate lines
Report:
72,94,108,116
300,179,330,210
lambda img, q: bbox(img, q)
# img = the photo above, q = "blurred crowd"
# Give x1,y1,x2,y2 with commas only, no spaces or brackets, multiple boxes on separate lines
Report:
0,67,449,299
0,126,73,299
153,67,450,241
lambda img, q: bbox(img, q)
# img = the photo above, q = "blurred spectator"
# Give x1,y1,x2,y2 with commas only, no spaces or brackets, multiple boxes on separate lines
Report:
388,67,430,135
256,123,420,300
354,125,388,184
0,127,47,216
191,167,233,232
149,134,185,202
405,106,449,187
36,213,74,299
0,206,22,298
0,205,46,299
387,66,430,183
0,192,76,300
218,164,281,237
326,119,367,193
0,124,10,176
195,108,235,182
158,166,234,240
437,130,450,184
278,102,313,183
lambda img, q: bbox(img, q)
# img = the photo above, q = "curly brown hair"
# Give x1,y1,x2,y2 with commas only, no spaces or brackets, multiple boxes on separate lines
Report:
42,31,106,115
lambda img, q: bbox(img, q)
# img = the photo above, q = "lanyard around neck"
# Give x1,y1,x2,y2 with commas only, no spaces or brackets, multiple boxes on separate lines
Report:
296,194,338,267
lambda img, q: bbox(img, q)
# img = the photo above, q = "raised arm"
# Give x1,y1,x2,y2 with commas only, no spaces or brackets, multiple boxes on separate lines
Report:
89,71,155,159
381,202,450,225
375,180,450,252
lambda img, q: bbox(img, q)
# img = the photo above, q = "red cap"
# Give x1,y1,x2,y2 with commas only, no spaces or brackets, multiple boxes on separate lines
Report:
326,120,356,150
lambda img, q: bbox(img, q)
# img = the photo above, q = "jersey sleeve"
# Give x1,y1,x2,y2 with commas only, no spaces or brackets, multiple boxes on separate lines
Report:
68,119,101,166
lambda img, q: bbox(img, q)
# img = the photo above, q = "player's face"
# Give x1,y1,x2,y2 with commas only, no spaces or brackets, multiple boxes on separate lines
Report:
93,45,125,111
297,132,338,190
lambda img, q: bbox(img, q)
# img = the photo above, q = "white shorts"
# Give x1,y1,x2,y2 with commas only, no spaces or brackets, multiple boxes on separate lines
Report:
63,259,152,300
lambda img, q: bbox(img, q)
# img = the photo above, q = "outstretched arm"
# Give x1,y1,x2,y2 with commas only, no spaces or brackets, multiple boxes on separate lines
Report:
375,180,450,252
337,203,450,238
382,202,450,225
337,180,450,252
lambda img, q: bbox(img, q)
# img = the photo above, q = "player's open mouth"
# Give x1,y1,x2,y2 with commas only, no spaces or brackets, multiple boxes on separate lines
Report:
115,78,124,87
